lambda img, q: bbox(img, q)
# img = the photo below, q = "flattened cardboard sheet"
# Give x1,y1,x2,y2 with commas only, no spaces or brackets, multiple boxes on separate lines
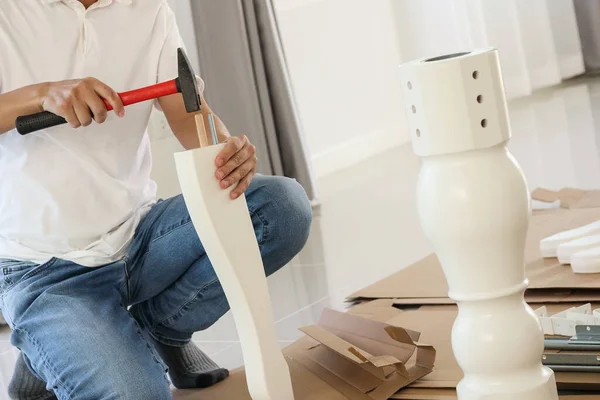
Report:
172,357,350,400
379,290,600,306
531,187,600,210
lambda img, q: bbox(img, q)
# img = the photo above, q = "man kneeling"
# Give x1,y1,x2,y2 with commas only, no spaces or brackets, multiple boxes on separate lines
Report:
0,1,312,399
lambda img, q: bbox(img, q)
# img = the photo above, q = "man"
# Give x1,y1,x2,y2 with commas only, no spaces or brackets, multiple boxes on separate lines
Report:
0,0,312,399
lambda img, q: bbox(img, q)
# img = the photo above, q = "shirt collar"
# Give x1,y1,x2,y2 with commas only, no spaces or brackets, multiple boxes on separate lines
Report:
40,0,133,5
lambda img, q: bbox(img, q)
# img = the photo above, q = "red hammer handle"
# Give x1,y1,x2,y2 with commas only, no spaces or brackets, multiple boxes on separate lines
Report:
103,79,179,111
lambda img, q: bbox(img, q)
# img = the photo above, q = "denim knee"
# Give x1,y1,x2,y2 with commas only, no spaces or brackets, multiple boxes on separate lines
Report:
278,178,313,252
47,362,171,400
252,176,312,274
100,376,172,400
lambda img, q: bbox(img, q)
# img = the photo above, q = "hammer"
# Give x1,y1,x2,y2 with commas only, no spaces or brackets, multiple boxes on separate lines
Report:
15,48,202,135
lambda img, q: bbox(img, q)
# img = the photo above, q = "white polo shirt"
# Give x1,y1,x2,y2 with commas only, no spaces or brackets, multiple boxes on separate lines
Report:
0,0,200,267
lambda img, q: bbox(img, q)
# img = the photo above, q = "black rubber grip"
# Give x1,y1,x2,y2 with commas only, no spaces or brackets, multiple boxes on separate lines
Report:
16,111,67,135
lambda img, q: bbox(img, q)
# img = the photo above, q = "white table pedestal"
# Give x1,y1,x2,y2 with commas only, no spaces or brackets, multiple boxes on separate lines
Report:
399,48,558,400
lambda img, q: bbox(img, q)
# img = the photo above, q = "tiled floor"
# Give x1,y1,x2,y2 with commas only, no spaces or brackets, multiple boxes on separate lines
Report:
4,75,600,396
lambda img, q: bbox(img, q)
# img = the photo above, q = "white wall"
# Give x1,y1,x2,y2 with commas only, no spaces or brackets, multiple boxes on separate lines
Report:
151,0,412,185
274,0,410,178
390,0,584,100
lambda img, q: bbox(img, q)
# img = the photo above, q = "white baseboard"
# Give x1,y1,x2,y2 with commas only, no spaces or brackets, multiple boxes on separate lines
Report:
311,129,408,179
559,53,585,80
529,62,562,91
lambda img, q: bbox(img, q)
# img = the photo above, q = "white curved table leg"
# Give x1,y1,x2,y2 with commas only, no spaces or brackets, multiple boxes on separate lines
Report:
400,49,558,399
175,144,294,400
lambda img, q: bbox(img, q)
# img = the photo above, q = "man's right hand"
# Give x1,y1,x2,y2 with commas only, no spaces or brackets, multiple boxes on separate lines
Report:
40,78,125,128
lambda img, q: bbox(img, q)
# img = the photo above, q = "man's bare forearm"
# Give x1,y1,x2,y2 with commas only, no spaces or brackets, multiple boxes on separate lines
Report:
0,83,48,134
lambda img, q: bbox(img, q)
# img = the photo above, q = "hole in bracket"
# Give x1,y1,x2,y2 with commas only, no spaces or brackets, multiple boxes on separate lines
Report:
411,105,417,113
477,95,483,103
407,81,413,90
472,71,479,79
416,129,421,137
481,119,487,128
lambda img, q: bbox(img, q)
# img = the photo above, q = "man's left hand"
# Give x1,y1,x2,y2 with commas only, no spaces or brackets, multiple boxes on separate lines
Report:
215,135,257,199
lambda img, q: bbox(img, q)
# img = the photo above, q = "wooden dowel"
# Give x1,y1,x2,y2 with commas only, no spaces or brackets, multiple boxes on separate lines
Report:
195,113,210,148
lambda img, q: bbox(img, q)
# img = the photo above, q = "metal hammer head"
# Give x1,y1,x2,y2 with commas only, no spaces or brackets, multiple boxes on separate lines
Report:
175,48,202,113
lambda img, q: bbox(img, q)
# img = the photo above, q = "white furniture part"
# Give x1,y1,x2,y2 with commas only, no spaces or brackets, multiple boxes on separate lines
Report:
540,220,600,258
399,48,558,400
570,246,600,274
535,304,595,336
556,234,600,265
174,120,294,399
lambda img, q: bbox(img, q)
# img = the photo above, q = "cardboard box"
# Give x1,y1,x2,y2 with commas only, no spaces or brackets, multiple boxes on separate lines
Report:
348,188,600,305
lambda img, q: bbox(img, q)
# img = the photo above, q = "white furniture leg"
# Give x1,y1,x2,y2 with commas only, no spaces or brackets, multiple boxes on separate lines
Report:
400,49,558,399
174,138,294,398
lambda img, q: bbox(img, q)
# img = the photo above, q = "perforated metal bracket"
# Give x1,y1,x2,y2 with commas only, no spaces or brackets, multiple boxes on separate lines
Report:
570,325,600,344
543,325,600,372
545,325,600,351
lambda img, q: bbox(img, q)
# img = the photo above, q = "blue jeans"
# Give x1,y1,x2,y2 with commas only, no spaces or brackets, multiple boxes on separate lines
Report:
0,175,312,400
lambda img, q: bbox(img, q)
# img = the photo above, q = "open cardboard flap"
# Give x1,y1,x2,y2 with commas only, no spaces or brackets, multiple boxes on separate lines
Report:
296,308,435,400
348,188,600,305
182,307,434,400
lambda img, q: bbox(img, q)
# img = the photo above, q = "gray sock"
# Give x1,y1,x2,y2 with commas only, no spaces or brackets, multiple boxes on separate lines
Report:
8,353,57,400
151,339,229,389
129,306,229,389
